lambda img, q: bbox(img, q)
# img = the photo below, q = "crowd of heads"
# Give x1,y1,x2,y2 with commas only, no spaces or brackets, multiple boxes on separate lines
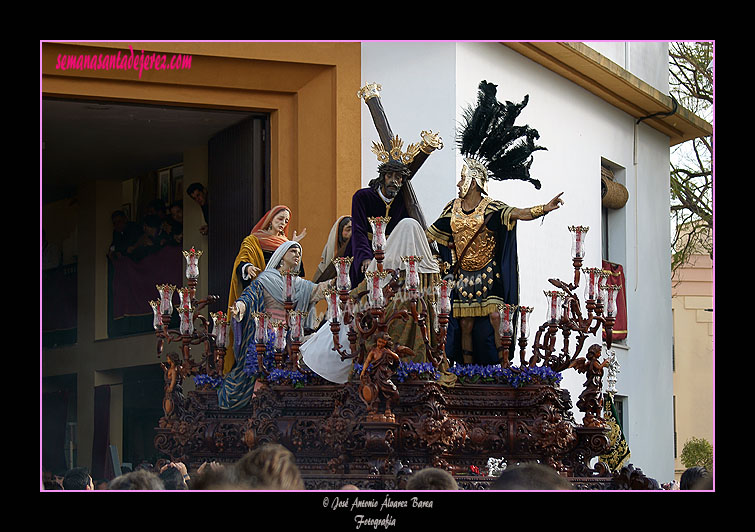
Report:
43,446,711,492
108,198,184,263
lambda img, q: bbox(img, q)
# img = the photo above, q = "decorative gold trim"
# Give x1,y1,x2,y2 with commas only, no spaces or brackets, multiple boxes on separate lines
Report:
419,130,444,154
371,135,421,165
357,82,382,101
530,204,544,218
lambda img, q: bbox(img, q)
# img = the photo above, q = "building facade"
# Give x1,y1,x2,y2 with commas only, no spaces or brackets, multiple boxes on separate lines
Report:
41,41,711,483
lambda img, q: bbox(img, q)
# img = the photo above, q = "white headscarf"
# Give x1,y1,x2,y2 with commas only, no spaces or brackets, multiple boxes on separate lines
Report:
255,241,315,319
313,215,349,280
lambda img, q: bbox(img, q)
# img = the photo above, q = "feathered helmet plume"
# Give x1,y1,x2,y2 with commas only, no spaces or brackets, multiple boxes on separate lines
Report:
457,80,547,192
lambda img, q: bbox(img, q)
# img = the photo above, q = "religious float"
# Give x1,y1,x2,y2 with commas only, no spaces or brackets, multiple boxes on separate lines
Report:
150,84,656,490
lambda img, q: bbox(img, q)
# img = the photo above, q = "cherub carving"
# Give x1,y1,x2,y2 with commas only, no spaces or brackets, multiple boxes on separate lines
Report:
569,344,609,427
359,336,401,422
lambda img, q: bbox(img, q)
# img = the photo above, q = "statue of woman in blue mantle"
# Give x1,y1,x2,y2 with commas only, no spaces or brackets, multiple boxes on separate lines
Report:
217,240,334,410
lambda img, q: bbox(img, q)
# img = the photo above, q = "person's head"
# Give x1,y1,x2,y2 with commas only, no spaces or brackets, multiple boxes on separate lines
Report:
235,443,304,490
62,467,94,490
339,217,352,245
108,469,164,490
268,208,291,235
491,462,573,490
278,243,302,273
169,201,183,223
158,465,188,490
143,214,162,236
94,479,109,490
374,160,411,199
191,465,244,490
147,199,167,218
111,210,128,232
187,183,207,206
680,466,711,490
457,157,488,199
405,467,459,490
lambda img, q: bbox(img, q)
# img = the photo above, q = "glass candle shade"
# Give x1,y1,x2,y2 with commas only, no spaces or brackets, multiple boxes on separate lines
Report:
436,280,453,315
402,255,422,294
598,270,611,305
183,248,202,280
544,290,565,323
605,285,621,318
177,287,192,309
288,310,307,342
333,257,353,292
365,271,386,308
368,216,390,252
252,312,269,345
582,268,602,301
157,284,176,315
324,289,341,323
281,270,295,302
211,311,227,348
178,306,194,336
150,300,163,330
498,303,517,337
271,320,286,351
568,226,589,260
519,306,534,339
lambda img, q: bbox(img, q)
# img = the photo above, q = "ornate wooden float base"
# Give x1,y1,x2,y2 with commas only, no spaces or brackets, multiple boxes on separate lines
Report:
155,379,650,490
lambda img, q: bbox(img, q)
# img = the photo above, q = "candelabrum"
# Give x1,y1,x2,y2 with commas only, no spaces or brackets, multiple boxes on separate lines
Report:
151,247,222,381
522,226,622,374
245,268,310,379
326,216,452,369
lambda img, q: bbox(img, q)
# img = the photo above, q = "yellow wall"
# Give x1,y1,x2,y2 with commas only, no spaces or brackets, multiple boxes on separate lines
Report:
671,253,713,479
41,41,362,471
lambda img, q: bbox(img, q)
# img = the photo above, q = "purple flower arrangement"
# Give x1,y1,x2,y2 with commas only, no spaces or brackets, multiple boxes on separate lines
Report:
352,361,440,382
448,364,562,387
193,374,224,389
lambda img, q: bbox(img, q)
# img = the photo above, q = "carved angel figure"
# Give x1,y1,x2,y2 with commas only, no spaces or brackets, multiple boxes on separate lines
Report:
569,344,609,427
359,336,401,422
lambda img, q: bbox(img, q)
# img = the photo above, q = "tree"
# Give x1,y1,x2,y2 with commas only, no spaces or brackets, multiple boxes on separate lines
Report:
680,436,713,473
669,42,713,279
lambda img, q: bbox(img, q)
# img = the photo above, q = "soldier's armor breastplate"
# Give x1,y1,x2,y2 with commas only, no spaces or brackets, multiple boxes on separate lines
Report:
451,197,497,271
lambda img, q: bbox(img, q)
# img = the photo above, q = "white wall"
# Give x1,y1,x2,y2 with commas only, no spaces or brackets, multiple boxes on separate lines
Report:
362,41,674,482
585,41,670,94
360,42,457,223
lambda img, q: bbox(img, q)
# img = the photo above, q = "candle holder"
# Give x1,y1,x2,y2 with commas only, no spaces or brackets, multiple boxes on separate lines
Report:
281,269,296,303
177,287,193,310
333,257,354,296
270,320,287,369
497,303,517,368
250,312,271,378
544,290,565,324
288,310,308,371
211,311,228,375
150,300,163,330
368,216,390,270
157,284,176,319
365,270,389,309
183,247,202,280
518,306,534,367
401,255,422,300
153,248,221,379
178,306,194,336
568,226,589,287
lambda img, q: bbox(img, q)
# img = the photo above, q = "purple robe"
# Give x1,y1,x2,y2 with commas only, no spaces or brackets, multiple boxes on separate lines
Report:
346,186,410,286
